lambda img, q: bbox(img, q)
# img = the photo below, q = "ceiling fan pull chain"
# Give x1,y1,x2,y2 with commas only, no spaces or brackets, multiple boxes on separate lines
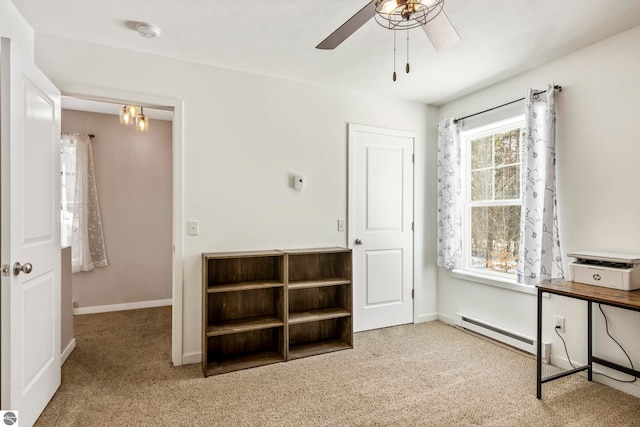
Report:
406,29,410,74
393,31,397,81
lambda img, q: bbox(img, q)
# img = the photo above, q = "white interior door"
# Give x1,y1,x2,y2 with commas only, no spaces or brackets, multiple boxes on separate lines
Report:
349,124,414,332
1,38,61,426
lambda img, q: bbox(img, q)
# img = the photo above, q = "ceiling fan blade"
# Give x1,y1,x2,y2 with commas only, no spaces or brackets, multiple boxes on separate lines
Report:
316,1,376,50
421,11,461,52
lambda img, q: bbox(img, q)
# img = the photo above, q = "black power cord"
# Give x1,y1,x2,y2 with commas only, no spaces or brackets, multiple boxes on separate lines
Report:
555,305,636,383
555,325,577,368
596,304,636,383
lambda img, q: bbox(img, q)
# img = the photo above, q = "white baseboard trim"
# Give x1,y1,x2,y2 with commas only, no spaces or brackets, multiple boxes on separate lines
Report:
73,299,172,315
593,371,640,398
437,313,458,326
550,353,640,398
61,338,76,365
415,312,439,323
182,352,201,366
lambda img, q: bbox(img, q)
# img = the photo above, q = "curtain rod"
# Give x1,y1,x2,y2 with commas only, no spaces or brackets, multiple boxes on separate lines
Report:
63,132,95,138
62,133,95,140
453,84,562,124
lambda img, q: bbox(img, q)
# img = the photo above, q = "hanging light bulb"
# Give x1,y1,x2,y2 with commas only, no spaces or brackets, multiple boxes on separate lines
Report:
380,0,398,15
120,105,134,125
136,107,149,132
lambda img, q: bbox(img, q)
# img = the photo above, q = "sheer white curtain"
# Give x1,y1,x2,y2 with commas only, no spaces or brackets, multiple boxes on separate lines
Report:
517,84,564,285
61,133,108,272
437,118,463,270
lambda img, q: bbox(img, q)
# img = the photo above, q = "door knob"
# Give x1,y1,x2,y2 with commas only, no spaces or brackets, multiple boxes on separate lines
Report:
355,238,363,245
13,262,33,276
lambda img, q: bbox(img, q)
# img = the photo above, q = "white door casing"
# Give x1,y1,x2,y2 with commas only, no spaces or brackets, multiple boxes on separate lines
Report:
1,38,61,426
58,85,184,366
348,124,414,332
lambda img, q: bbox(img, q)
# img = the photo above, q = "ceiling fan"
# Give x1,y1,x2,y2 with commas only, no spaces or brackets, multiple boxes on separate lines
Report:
316,0,460,52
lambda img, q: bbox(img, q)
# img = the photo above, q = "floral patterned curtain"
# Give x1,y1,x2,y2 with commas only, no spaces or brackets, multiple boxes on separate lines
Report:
437,118,463,270
61,133,108,272
517,84,564,285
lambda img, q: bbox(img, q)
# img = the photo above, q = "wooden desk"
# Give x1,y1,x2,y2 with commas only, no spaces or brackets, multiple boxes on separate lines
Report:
536,281,640,399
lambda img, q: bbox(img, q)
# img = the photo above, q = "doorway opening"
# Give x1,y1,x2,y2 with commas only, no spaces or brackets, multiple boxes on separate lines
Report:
60,92,183,366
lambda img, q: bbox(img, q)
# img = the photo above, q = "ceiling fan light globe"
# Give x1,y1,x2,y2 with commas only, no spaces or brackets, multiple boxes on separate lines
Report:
379,0,398,15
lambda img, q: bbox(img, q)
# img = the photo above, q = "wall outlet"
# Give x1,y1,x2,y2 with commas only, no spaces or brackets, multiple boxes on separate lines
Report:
554,315,565,333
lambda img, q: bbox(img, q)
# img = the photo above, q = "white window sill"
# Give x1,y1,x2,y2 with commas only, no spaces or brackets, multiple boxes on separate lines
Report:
450,269,536,295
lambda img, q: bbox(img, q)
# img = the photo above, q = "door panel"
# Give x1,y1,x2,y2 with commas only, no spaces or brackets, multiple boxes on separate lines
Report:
365,249,403,305
1,37,61,426
24,80,56,241
23,272,56,391
349,124,414,332
366,146,403,229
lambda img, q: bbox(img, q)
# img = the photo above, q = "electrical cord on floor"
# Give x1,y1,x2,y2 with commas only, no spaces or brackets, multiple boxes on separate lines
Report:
554,306,636,383
596,304,636,383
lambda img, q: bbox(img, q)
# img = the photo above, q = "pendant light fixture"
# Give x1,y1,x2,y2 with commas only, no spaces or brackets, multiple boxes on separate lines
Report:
119,105,137,125
135,107,149,132
119,104,150,131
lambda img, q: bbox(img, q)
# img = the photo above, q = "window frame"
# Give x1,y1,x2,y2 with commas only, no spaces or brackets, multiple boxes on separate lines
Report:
460,115,525,280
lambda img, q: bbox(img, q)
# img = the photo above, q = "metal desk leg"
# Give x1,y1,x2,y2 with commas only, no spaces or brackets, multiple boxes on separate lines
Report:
537,288,543,399
587,301,592,381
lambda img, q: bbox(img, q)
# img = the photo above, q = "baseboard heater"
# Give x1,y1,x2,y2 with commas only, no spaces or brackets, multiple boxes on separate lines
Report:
457,313,550,364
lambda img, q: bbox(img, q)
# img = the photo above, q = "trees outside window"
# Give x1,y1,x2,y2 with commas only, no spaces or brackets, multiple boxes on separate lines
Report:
463,117,524,277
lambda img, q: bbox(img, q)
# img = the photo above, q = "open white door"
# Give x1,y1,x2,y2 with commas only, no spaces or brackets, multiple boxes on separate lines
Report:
349,124,414,332
1,38,62,426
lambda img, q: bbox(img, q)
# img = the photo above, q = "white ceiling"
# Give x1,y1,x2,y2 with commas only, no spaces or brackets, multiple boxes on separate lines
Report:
11,0,640,105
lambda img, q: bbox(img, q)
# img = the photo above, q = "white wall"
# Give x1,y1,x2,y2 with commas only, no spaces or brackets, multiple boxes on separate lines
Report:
61,109,173,310
418,104,440,323
437,25,640,396
33,35,436,362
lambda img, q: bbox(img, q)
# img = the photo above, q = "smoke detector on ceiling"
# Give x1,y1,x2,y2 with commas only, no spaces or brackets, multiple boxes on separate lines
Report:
137,22,161,39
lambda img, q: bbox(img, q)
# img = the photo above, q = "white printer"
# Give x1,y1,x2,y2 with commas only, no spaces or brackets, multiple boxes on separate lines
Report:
568,251,640,291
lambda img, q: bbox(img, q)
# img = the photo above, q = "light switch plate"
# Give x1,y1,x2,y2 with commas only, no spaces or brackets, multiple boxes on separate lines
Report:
187,220,199,236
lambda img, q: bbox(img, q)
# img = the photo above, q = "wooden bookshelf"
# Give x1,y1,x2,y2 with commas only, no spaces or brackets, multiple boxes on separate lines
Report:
202,251,286,376
286,248,353,360
202,248,352,376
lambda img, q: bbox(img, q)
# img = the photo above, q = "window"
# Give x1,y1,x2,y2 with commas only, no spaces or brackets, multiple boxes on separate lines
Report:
60,133,108,272
60,144,78,248
461,116,524,279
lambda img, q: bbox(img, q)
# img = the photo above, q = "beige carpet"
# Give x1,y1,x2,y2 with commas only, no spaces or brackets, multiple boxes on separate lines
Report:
37,307,640,426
